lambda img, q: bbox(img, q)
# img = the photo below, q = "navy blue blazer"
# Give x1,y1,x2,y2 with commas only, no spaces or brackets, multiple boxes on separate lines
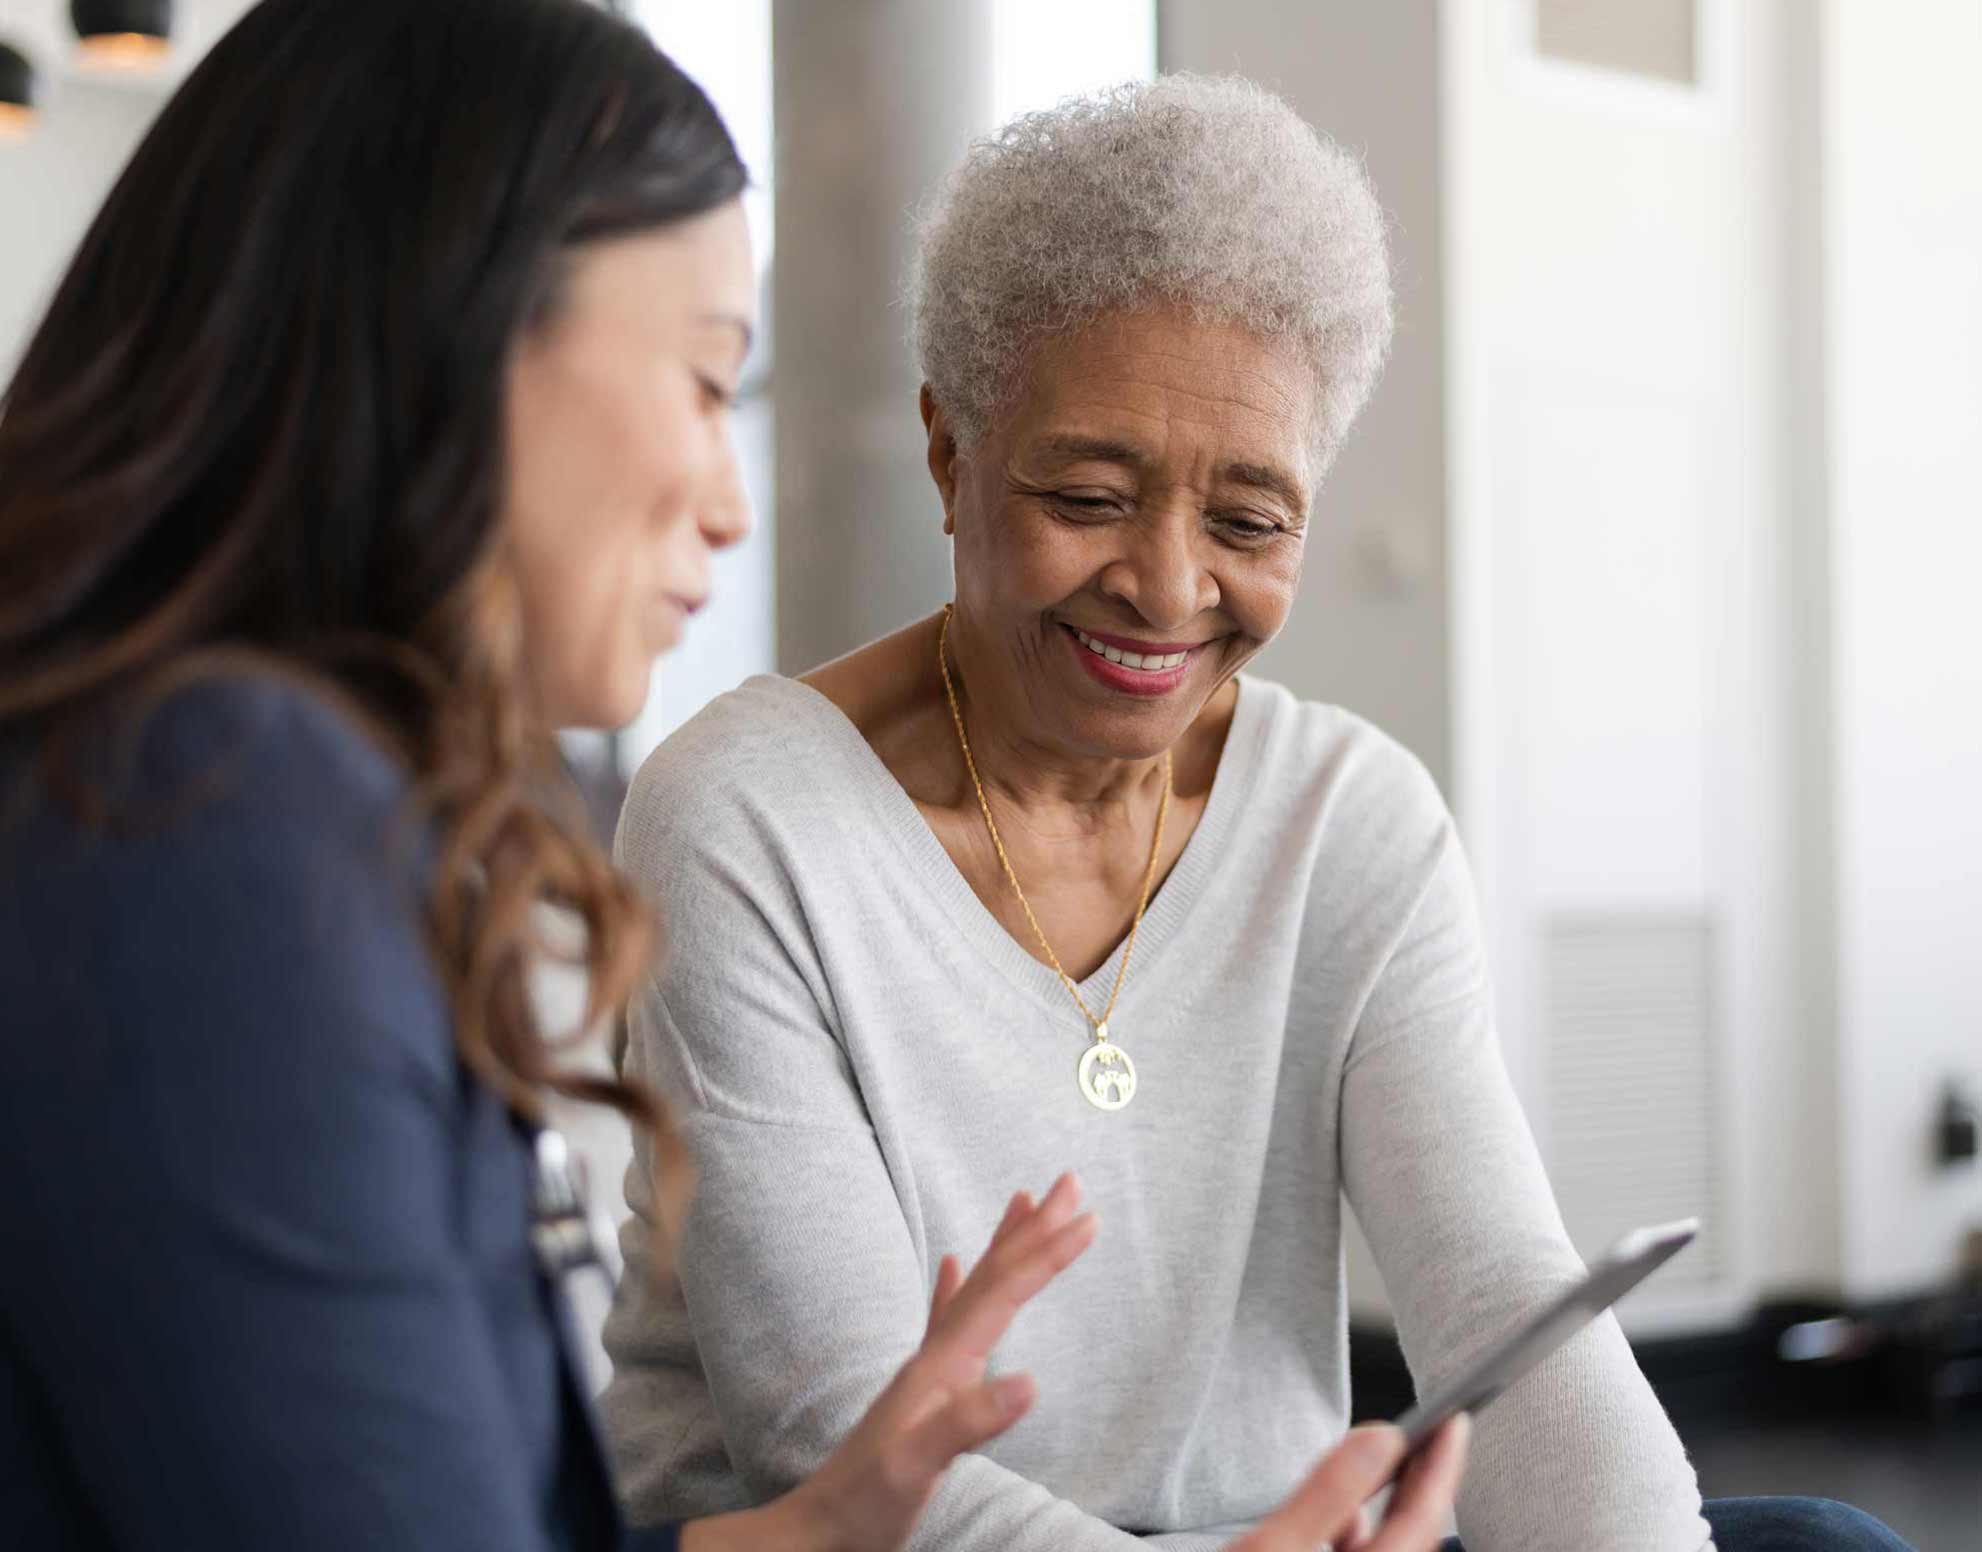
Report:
0,681,677,1551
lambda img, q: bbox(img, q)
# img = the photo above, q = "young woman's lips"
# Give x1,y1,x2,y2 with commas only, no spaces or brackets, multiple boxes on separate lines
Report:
1060,622,1203,697
649,593,703,647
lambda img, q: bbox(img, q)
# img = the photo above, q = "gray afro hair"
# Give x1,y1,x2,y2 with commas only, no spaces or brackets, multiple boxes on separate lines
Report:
911,74,1394,481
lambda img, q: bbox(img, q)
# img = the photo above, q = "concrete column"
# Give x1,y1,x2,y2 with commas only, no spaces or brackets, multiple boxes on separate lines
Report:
771,0,994,672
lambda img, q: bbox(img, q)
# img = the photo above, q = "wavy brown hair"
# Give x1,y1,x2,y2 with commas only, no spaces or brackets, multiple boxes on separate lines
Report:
0,0,743,1198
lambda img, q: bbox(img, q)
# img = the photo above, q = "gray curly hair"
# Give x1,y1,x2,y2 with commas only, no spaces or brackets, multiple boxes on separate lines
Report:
910,74,1394,485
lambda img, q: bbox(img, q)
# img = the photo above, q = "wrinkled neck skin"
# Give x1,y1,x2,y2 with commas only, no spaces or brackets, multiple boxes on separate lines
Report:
940,604,1234,845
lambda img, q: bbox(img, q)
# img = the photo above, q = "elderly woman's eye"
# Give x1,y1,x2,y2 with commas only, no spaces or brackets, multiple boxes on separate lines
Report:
1220,515,1281,542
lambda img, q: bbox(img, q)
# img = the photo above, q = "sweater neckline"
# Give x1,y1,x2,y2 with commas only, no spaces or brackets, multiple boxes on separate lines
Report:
761,672,1274,1033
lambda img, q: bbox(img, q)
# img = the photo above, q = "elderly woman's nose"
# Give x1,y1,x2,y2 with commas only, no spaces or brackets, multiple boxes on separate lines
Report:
1103,522,1217,628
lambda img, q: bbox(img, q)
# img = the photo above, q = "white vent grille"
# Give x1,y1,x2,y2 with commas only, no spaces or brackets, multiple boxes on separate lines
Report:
1542,914,1721,1291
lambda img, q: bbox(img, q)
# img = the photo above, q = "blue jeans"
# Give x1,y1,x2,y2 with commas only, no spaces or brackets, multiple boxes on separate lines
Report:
1437,1496,1915,1550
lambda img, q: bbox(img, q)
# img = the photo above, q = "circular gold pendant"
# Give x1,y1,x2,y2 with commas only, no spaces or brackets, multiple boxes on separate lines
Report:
1078,1040,1137,1111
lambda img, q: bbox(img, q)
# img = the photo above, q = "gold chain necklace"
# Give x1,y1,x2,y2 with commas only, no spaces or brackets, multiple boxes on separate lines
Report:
938,605,1172,1112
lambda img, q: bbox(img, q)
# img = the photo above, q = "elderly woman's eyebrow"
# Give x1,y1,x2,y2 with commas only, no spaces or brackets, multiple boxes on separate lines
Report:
1029,433,1147,469
1221,460,1308,513
1028,436,1308,513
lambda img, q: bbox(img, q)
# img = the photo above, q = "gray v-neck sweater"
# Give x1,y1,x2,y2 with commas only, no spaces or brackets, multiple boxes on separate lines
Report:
601,674,1711,1552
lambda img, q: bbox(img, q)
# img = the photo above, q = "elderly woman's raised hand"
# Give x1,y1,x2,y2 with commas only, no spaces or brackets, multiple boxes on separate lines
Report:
681,1173,1097,1552
1230,1416,1471,1552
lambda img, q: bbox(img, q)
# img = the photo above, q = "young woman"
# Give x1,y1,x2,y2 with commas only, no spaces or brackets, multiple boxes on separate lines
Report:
0,3,1465,1549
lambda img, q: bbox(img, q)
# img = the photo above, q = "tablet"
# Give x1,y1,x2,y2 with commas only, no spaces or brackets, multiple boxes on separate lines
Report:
1393,1218,1699,1451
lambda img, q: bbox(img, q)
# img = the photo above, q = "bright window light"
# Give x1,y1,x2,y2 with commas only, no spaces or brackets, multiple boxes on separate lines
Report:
990,0,1157,125
632,0,775,279
617,1,777,766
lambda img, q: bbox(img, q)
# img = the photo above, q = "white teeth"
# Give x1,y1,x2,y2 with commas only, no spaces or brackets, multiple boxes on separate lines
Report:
1072,628,1190,674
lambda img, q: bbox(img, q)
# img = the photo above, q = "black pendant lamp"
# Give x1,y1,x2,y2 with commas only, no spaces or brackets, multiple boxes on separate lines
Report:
0,37,37,139
72,0,173,70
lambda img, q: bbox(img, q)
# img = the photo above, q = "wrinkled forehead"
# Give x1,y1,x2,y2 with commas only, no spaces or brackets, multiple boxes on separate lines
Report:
995,305,1318,506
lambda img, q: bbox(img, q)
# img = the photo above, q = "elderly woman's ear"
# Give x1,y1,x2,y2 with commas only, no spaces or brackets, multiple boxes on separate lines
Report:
920,382,963,536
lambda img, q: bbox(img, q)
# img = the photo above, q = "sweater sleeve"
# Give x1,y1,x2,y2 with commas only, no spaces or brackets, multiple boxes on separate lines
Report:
601,768,1158,1551
1337,820,1713,1552
0,687,581,1551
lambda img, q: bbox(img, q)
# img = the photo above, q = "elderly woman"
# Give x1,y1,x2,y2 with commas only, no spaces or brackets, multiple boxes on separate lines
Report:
601,79,1907,1552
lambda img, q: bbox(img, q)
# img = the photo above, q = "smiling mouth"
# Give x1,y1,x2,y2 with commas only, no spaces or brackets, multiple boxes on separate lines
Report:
1067,625,1195,674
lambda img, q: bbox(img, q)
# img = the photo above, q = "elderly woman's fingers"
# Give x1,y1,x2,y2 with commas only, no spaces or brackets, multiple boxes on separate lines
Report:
1365,1415,1469,1552
1227,1425,1406,1552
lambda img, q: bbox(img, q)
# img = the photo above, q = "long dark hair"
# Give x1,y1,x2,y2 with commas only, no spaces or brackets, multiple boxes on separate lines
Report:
0,0,745,1155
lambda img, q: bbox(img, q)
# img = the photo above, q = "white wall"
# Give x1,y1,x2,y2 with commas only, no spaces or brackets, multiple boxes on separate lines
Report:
1820,0,1982,1300
1444,0,1804,1330
0,80,154,382
0,0,258,381
615,1,780,767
